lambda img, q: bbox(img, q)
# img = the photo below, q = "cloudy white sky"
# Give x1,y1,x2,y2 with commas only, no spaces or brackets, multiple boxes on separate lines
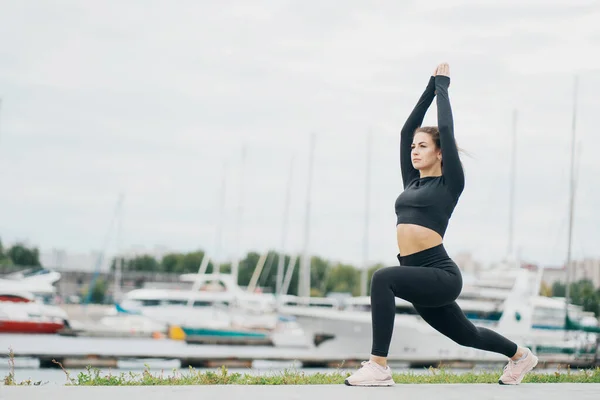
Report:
1,0,600,270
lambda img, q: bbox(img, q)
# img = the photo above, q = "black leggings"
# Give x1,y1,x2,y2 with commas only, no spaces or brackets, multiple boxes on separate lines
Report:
370,244,518,358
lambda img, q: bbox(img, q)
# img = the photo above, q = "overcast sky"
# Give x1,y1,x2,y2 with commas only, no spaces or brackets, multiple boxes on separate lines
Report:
1,0,600,270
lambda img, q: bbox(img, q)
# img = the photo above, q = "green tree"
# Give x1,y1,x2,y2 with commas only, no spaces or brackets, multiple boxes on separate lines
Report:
219,262,232,274
0,238,12,265
576,280,600,317
236,252,301,295
7,243,41,266
161,253,184,273
571,280,591,305
110,257,125,272
127,255,160,272
325,263,361,295
549,280,600,317
552,281,566,297
89,278,107,304
310,256,330,297
255,251,279,291
237,251,263,287
180,251,216,274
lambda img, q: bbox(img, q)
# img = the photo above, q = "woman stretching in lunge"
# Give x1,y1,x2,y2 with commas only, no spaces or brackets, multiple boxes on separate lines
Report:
345,63,538,387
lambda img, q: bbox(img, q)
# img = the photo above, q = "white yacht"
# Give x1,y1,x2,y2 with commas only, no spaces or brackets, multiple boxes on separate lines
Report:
280,266,599,364
102,273,307,346
114,273,276,326
0,269,70,334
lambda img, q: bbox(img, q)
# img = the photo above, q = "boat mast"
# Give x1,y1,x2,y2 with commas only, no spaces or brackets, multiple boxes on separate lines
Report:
277,154,294,295
213,161,227,275
299,133,316,298
85,194,123,304
565,74,579,322
507,110,517,261
231,145,246,284
361,130,372,296
114,192,125,303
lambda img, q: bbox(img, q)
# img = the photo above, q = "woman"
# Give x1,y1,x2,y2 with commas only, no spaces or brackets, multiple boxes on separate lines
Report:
345,63,538,387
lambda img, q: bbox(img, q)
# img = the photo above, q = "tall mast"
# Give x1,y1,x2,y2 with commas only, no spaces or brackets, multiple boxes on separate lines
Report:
300,133,316,298
277,154,294,295
231,145,246,283
361,130,372,296
214,161,227,274
114,192,125,303
565,74,579,319
507,110,517,260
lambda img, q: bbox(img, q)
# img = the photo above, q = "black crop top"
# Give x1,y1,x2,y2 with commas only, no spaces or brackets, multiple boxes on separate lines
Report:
394,75,465,237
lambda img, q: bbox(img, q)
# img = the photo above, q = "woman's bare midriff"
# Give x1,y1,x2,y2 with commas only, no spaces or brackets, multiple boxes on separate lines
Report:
396,224,443,257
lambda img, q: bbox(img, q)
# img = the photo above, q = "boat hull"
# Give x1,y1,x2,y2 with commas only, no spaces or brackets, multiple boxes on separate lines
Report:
0,320,64,334
182,326,273,346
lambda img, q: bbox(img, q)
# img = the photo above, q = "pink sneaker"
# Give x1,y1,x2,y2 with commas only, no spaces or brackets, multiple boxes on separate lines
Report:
344,360,395,387
498,348,538,385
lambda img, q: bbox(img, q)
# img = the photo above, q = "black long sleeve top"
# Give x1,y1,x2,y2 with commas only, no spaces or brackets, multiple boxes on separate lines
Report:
394,75,465,238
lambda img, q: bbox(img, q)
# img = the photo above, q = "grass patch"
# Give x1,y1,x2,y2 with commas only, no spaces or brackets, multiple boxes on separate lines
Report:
3,347,44,386
4,347,600,386
392,366,600,384
33,364,600,386
85,365,600,385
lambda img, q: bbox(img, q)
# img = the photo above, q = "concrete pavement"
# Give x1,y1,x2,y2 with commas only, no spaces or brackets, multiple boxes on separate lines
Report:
2,384,600,400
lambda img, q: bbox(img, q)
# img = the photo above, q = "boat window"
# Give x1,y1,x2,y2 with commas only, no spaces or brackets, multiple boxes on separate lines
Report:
166,300,188,305
463,311,503,321
193,300,214,307
140,299,161,306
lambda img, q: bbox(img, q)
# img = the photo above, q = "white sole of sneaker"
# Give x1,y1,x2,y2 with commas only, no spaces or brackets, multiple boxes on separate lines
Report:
344,378,395,387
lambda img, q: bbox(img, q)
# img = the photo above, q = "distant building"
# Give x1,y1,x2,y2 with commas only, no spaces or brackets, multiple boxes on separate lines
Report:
39,245,176,272
570,258,600,287
453,251,482,275
541,266,566,287
539,259,600,289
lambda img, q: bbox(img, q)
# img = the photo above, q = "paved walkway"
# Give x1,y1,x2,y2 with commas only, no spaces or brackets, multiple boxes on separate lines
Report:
2,384,600,400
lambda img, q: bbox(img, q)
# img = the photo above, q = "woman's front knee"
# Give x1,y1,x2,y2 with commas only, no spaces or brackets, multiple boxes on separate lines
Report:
370,267,392,290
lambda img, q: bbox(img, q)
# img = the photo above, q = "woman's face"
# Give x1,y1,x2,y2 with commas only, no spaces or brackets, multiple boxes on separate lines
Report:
411,131,441,170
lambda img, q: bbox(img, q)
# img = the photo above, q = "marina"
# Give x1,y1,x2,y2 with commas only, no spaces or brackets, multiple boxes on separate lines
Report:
3,332,599,370
2,264,600,372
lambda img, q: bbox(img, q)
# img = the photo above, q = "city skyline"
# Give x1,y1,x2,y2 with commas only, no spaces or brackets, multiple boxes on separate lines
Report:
0,238,584,273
